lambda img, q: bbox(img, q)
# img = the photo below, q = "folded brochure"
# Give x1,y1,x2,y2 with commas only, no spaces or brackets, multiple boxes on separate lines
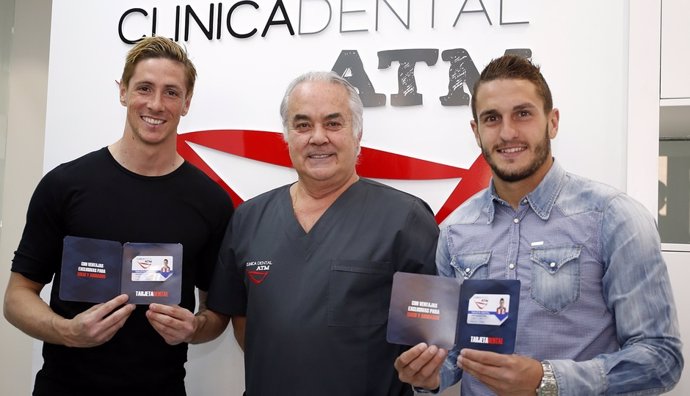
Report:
387,272,520,353
59,235,182,305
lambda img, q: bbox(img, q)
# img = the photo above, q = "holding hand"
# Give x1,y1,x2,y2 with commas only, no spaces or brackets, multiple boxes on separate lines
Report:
55,294,135,348
146,303,197,345
394,342,447,390
457,348,543,396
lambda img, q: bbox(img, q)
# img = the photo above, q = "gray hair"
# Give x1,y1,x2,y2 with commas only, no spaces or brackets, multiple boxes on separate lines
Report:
279,71,364,140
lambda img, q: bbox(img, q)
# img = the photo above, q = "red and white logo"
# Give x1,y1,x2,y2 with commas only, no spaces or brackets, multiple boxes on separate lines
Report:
177,130,491,224
473,296,490,310
245,260,273,285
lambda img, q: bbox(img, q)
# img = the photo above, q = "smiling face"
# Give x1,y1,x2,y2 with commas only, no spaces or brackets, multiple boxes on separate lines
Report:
471,78,559,188
119,57,192,147
285,80,361,189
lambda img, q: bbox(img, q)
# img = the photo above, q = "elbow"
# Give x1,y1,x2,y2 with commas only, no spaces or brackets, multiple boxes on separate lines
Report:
665,343,684,389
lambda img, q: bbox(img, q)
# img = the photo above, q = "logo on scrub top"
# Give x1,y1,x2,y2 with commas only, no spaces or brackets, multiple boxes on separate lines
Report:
245,260,272,284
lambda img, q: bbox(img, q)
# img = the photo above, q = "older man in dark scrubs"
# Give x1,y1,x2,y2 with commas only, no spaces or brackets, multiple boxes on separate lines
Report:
199,71,440,396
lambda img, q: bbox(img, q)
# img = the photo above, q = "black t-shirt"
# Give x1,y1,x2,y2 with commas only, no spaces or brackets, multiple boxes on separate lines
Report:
11,147,233,396
208,179,439,396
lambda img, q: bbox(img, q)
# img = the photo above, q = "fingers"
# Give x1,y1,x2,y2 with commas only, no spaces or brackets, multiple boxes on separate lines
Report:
458,348,503,368
394,343,446,390
60,295,135,348
458,350,543,396
457,349,502,383
146,304,196,345
98,294,136,326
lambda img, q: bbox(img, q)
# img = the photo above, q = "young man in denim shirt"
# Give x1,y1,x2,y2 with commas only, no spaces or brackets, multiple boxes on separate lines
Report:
395,55,683,395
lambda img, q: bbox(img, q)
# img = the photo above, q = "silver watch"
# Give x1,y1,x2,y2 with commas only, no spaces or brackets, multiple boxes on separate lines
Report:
537,361,558,396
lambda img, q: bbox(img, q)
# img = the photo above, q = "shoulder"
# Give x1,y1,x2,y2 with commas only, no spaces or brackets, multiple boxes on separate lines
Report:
357,178,433,212
234,184,289,216
35,148,109,191
46,148,109,176
557,173,626,213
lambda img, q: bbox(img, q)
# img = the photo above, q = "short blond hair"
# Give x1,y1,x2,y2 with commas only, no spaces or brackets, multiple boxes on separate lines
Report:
120,36,197,94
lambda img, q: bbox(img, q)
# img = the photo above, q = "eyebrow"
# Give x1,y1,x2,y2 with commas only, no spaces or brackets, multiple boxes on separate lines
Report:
478,102,537,119
291,113,344,122
291,114,311,123
324,113,344,120
133,80,184,91
513,103,537,112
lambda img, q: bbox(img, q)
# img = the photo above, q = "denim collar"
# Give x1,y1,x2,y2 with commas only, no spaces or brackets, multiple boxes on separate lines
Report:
485,159,566,223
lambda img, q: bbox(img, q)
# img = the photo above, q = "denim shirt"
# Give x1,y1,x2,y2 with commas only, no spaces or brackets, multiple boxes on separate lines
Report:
435,160,683,395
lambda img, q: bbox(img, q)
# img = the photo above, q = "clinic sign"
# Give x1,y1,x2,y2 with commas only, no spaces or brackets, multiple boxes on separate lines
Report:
117,1,529,42
95,0,535,223
117,1,530,109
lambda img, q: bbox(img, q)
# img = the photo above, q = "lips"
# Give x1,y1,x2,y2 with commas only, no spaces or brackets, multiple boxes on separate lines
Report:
497,145,527,154
142,116,164,126
307,153,333,159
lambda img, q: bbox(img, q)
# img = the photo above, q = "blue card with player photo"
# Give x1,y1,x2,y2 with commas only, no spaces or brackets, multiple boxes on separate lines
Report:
456,279,520,354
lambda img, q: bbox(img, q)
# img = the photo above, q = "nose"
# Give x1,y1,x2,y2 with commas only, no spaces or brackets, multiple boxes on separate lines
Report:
499,118,519,141
148,91,165,112
309,124,329,145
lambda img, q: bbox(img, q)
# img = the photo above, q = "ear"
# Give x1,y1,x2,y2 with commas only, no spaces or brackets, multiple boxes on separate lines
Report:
547,108,560,139
181,92,193,117
119,81,127,106
470,119,481,148
355,130,363,156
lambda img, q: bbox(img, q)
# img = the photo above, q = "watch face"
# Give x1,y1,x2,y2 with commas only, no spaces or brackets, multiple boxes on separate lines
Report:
538,382,558,396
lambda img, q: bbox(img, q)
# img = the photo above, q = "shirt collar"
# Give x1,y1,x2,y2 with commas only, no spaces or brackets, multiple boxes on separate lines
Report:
485,159,566,223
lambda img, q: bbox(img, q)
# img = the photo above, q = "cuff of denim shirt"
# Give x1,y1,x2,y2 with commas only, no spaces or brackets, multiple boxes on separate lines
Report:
549,359,606,396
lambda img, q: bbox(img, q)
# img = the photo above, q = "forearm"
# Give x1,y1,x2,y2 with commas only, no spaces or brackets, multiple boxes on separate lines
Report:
188,290,229,344
189,308,230,344
231,316,246,351
551,337,683,396
4,272,67,345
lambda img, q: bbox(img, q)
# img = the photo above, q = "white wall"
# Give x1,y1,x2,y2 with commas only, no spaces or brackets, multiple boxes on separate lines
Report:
0,0,50,395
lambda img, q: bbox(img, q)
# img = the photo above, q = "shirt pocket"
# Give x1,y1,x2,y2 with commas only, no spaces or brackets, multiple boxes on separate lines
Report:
529,245,582,313
327,260,393,327
450,251,491,280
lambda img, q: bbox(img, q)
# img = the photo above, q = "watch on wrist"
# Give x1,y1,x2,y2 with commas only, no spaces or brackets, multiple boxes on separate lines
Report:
537,360,558,396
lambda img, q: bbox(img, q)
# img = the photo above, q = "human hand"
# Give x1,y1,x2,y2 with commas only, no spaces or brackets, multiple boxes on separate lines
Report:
54,294,135,347
146,303,197,345
393,342,447,390
457,349,542,396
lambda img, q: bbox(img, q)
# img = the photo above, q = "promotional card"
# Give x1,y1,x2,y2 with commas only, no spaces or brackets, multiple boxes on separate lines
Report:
59,236,123,304
59,236,183,305
387,272,520,353
387,272,461,349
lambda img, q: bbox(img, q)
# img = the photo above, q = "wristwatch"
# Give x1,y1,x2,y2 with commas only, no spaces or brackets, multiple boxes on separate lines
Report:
537,360,558,396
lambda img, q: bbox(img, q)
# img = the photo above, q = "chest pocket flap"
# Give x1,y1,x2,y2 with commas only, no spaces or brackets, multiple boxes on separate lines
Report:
450,251,491,280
